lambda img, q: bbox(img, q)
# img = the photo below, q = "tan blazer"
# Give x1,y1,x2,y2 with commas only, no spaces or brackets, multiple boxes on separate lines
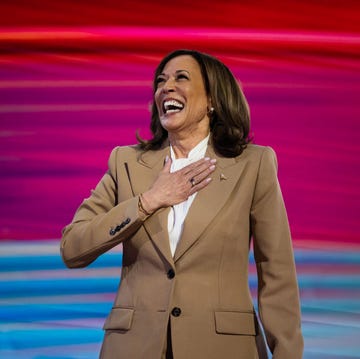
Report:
61,143,303,359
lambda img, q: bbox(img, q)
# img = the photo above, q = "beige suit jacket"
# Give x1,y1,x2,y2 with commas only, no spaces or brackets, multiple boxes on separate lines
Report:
61,143,303,359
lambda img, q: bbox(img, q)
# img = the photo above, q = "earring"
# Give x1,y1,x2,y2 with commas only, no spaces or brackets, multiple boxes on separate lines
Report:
208,107,214,114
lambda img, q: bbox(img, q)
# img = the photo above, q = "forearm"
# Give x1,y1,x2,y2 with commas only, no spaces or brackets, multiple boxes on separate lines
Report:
61,196,142,268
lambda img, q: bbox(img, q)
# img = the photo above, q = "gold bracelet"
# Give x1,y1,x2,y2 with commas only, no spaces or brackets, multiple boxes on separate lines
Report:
138,194,151,216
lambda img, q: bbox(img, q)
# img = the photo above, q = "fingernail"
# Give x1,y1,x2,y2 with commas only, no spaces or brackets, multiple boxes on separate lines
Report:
210,165,215,171
210,159,217,164
204,157,210,161
165,155,169,163
206,177,212,182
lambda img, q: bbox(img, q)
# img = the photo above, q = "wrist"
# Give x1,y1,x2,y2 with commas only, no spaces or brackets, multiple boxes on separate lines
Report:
141,191,161,214
138,194,152,217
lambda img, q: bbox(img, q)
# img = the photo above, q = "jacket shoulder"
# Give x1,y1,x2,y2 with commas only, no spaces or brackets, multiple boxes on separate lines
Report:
238,144,276,161
108,144,143,163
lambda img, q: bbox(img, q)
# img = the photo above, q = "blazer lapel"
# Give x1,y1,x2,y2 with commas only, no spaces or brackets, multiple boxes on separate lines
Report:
125,142,248,265
125,144,174,267
173,145,245,262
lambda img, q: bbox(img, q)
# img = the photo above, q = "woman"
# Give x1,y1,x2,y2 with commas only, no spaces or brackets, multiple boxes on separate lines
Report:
61,49,303,358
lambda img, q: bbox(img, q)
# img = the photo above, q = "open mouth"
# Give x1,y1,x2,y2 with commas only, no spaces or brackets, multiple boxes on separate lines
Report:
163,99,184,114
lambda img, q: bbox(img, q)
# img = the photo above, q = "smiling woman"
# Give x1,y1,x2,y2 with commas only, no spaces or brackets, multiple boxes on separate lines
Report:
138,49,251,159
154,55,210,157
61,49,303,358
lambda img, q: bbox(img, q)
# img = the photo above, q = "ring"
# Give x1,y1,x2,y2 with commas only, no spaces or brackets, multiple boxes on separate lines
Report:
190,178,196,187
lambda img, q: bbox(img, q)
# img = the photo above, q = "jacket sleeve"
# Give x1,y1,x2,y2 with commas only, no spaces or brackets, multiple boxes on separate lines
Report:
250,147,304,359
60,147,144,268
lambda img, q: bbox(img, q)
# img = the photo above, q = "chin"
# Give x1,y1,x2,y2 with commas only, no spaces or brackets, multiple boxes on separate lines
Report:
160,115,183,131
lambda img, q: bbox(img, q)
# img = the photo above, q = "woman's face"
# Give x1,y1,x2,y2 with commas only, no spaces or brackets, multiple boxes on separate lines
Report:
155,55,210,136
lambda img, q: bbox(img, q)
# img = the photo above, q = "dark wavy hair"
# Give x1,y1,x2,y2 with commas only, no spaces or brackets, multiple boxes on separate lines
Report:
137,49,251,157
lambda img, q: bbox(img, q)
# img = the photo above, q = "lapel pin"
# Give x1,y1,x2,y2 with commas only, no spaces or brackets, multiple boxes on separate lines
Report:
220,173,227,181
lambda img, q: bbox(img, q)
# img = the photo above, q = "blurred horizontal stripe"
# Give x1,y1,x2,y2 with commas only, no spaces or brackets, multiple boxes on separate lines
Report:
0,104,147,113
1,28,359,56
1,248,359,272
0,80,151,89
0,240,359,357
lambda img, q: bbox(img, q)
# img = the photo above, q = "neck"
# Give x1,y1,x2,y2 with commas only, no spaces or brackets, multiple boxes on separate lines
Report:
169,131,209,159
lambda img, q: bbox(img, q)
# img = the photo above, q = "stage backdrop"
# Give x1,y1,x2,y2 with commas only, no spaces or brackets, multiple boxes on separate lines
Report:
0,0,359,244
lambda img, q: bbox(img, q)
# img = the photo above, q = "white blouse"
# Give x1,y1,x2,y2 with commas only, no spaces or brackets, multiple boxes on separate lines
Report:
168,135,210,256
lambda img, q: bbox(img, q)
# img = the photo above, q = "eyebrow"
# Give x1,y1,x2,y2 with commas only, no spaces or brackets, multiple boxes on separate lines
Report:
159,69,190,76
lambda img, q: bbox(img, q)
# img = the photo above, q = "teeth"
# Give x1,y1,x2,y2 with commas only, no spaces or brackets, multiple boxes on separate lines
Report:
163,99,184,113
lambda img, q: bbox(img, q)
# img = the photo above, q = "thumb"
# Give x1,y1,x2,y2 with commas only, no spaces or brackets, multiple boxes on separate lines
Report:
163,155,172,172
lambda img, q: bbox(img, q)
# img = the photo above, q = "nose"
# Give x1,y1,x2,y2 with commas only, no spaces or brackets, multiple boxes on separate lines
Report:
162,77,176,93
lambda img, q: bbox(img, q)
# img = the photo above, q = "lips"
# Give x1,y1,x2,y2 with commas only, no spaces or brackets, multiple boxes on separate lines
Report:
162,99,184,114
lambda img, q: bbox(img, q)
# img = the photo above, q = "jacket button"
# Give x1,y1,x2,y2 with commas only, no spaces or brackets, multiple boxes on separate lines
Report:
167,269,175,279
109,228,116,235
171,307,181,317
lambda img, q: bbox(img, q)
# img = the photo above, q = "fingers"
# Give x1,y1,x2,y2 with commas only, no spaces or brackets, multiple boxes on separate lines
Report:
181,157,213,175
189,176,212,196
181,158,216,184
176,157,216,197
188,163,215,195
189,160,216,183
146,155,216,209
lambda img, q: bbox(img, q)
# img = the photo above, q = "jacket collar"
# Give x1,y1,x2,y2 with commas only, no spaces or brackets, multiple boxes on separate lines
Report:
129,140,244,267
137,139,170,169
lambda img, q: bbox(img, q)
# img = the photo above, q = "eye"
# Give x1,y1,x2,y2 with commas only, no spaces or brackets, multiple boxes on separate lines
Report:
155,76,166,85
176,73,189,80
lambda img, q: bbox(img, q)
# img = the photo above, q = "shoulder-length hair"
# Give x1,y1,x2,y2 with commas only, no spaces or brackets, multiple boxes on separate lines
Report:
137,49,251,157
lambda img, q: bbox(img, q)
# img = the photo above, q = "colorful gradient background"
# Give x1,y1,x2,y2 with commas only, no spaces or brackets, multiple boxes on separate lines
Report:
1,0,359,243
1,1,360,358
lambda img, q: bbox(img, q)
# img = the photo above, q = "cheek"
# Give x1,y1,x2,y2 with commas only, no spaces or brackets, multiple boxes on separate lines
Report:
188,97,208,115
154,91,162,111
